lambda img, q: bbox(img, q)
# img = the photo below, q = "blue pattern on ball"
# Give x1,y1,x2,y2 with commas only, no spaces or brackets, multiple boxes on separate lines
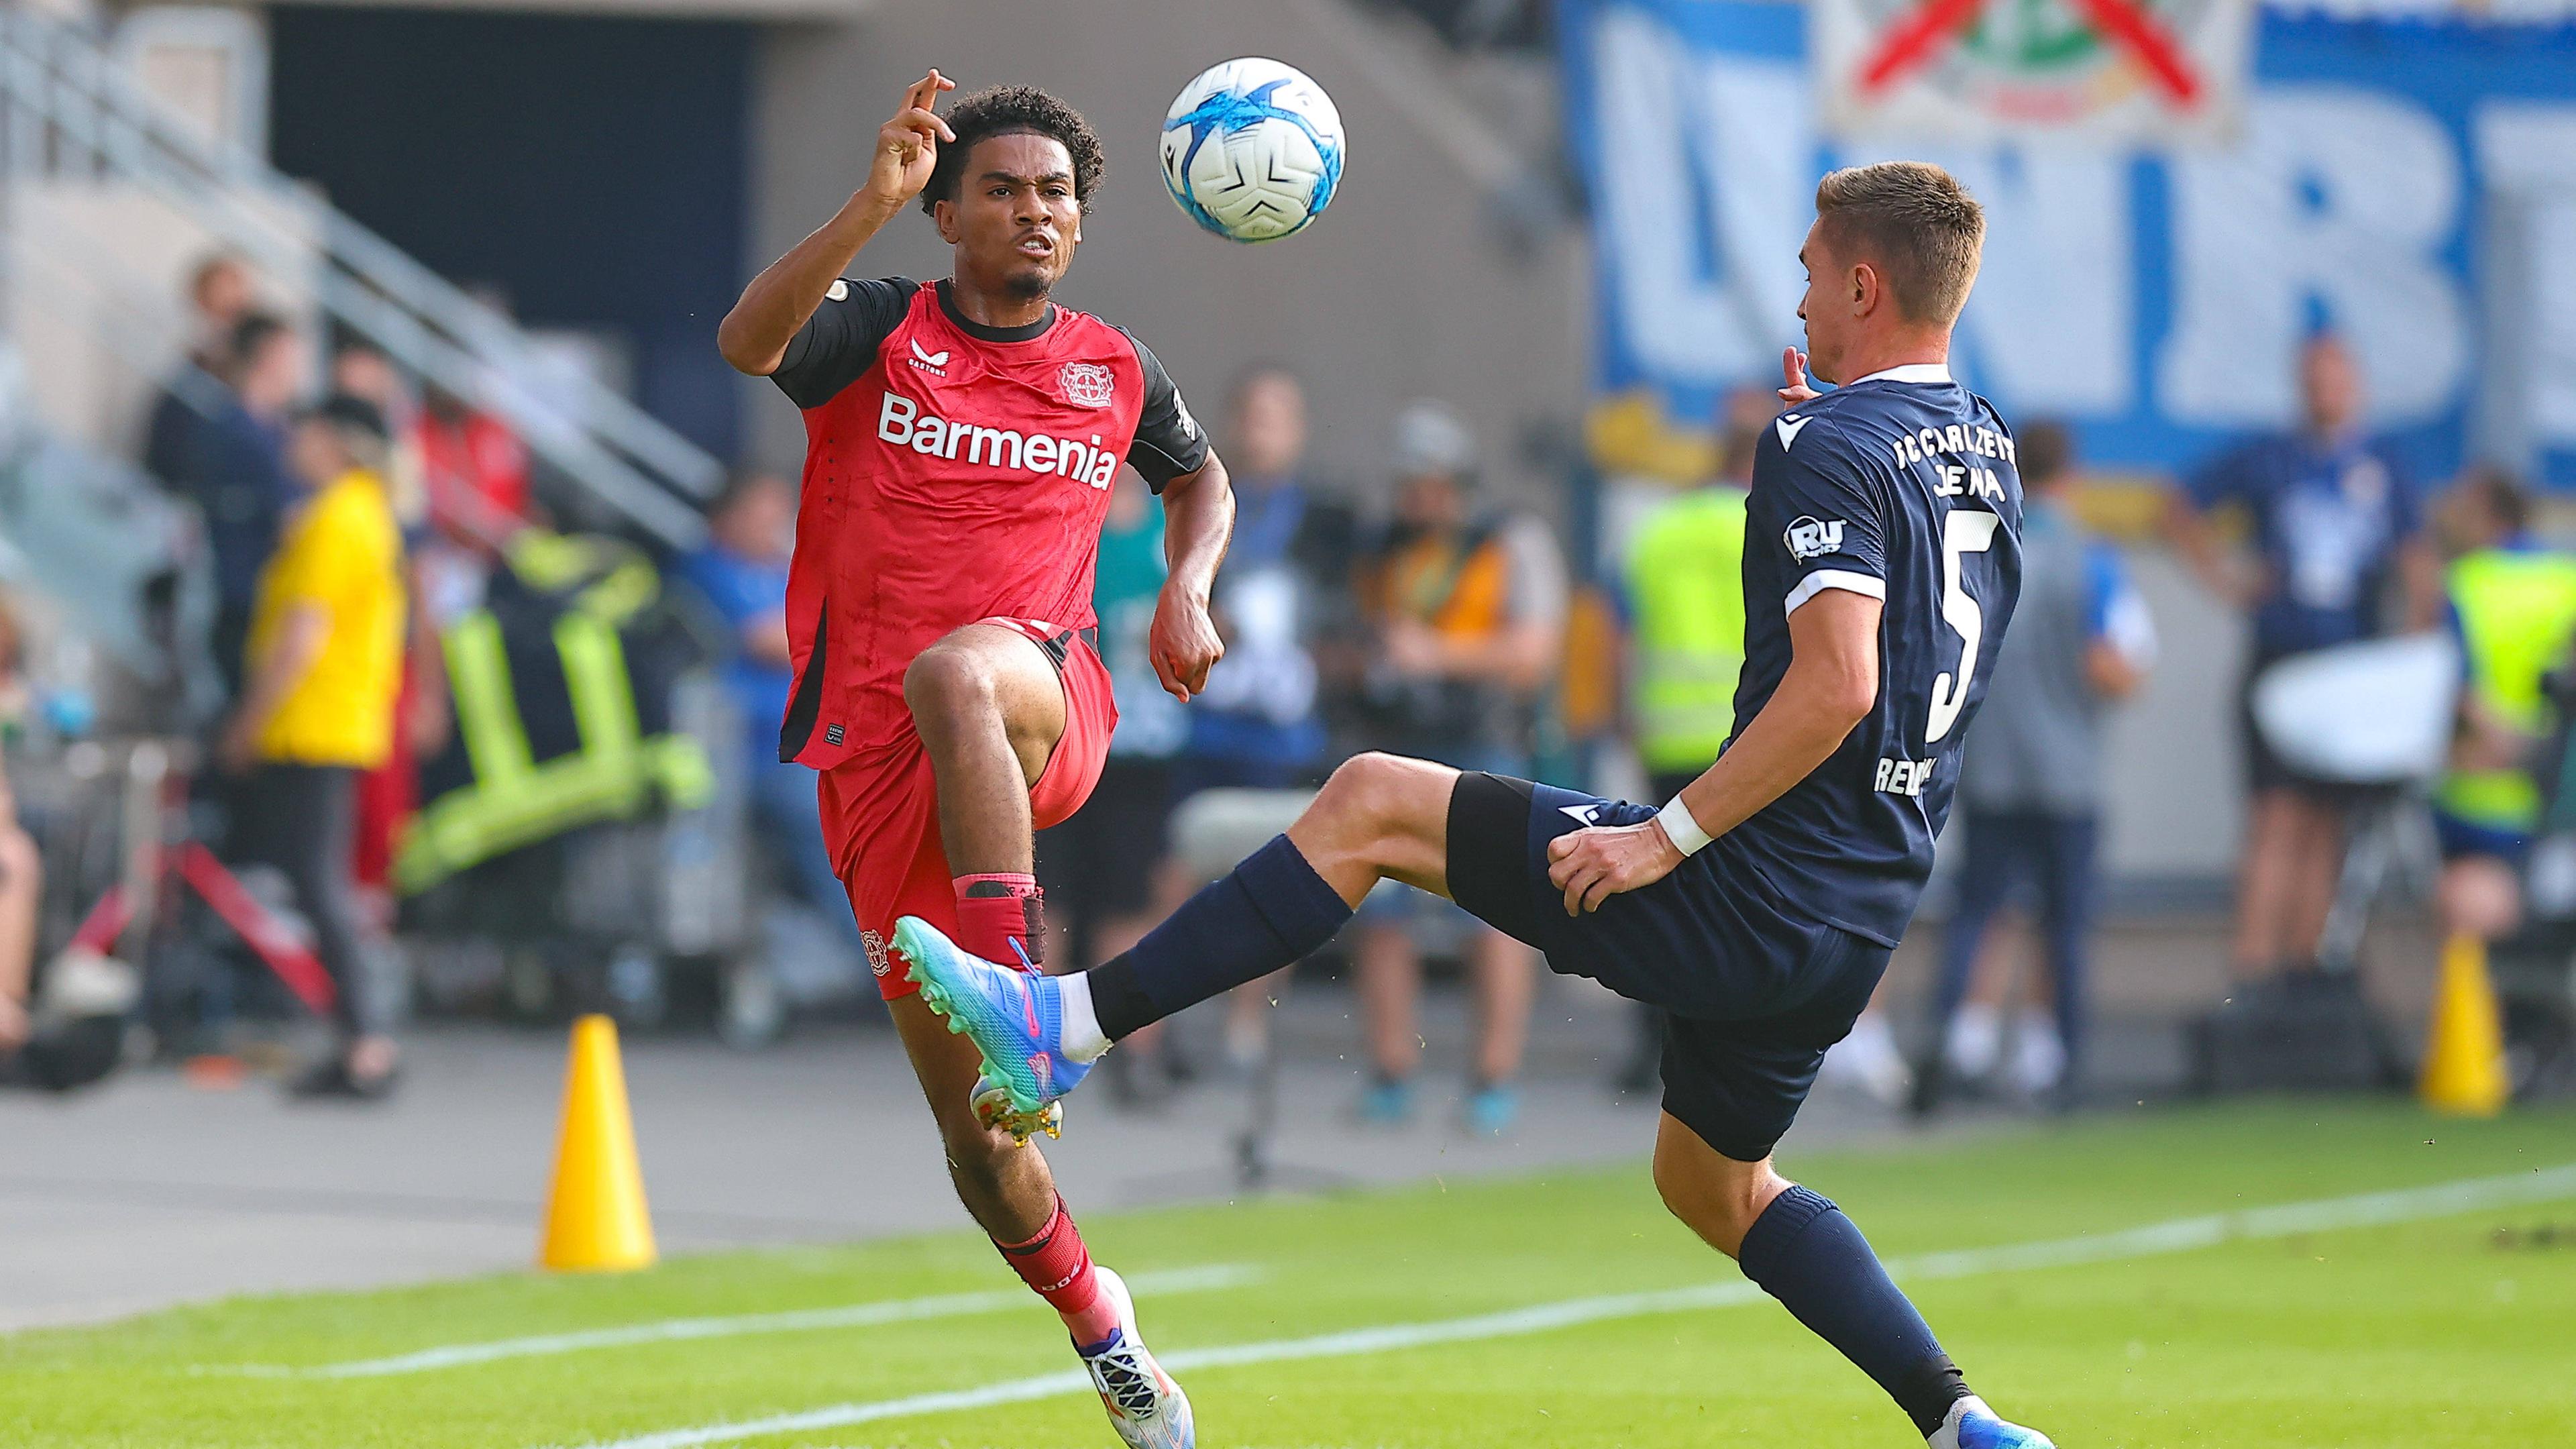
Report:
1162,78,1343,242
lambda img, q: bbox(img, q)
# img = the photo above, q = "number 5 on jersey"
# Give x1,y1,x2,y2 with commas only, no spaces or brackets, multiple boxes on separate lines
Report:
1925,508,2003,745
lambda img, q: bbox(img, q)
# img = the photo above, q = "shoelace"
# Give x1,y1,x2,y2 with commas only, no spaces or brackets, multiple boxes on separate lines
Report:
1001,940,1060,1095
1088,1344,1162,1417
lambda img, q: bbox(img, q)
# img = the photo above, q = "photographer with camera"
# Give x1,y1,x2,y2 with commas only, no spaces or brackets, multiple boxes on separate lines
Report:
1346,402,1565,1134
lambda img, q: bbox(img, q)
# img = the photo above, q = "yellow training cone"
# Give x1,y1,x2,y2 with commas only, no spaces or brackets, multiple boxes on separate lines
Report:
539,1014,658,1271
2419,934,2510,1117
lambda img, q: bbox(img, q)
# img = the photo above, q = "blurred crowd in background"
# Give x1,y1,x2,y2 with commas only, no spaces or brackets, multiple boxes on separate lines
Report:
4,230,2571,1138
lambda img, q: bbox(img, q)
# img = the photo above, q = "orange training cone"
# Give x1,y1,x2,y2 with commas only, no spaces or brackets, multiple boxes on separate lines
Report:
2419,934,2510,1117
539,1014,658,1271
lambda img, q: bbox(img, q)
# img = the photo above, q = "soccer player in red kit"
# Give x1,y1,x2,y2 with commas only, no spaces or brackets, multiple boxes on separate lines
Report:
717,72,1229,1449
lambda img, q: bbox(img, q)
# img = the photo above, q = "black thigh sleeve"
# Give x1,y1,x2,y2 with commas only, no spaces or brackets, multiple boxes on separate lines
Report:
1446,771,1550,950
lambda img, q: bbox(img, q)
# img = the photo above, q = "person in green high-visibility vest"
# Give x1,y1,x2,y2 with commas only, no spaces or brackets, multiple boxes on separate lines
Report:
1626,389,1764,798
2433,468,2576,946
1610,387,1766,1095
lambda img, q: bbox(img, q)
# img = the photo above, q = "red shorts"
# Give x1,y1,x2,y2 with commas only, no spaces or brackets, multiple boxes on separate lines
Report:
818,618,1117,998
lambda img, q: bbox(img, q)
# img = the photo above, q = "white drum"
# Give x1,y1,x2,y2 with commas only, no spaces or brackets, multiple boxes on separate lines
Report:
2251,632,2461,786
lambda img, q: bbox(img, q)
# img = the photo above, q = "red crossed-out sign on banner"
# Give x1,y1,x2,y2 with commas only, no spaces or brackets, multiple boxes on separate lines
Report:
1856,0,2205,105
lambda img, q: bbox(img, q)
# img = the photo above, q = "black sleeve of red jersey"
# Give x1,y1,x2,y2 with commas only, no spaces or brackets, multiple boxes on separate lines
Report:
1115,328,1211,493
768,276,915,410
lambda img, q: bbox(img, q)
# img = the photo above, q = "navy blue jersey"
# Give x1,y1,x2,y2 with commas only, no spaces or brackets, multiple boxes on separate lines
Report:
1724,365,2023,945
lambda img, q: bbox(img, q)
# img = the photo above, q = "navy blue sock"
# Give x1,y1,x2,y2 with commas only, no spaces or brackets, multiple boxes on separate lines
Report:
1736,1185,1971,1437
1087,835,1352,1040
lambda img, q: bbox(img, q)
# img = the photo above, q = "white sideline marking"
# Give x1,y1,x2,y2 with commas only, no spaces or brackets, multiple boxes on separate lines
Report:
205,1265,1261,1380
557,1163,2576,1449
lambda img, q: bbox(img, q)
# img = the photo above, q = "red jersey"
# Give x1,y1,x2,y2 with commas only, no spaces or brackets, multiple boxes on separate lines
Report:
771,278,1207,769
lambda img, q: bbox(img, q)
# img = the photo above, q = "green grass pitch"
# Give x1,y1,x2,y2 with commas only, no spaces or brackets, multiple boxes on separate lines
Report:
6,1099,2574,1448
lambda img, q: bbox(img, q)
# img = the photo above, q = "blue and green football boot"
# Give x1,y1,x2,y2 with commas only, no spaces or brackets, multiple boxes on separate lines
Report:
898,916,1093,1138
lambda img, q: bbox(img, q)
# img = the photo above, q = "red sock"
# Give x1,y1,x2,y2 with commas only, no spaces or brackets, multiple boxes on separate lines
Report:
955,873,1044,970
995,1195,1118,1344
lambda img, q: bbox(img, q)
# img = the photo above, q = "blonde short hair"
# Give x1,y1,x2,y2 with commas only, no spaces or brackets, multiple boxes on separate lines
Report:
1814,162,1985,326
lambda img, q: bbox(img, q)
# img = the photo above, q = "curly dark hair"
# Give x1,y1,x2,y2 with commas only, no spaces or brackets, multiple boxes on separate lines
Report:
922,85,1106,217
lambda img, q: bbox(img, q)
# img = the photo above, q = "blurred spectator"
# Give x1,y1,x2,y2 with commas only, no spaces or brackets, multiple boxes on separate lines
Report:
1175,366,1358,1069
143,252,258,490
2430,467,2576,947
331,338,428,533
0,597,38,1058
1036,470,1193,1104
160,313,307,698
1915,423,2155,1115
331,338,444,912
0,755,33,1059
185,253,257,361
1610,383,1765,1093
2167,333,2437,977
1627,387,1765,792
1349,401,1565,1134
219,395,407,1099
418,381,533,553
678,472,859,955
1183,366,1352,790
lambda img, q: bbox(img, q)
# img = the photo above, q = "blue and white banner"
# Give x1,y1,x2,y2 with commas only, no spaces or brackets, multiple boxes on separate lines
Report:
1561,0,2576,486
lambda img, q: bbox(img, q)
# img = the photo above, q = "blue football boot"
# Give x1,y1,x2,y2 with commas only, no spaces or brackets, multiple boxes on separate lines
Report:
1928,1397,2057,1449
898,916,1094,1125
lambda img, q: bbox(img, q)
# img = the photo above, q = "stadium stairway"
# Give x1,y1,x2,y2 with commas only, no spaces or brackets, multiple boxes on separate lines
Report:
0,6,719,549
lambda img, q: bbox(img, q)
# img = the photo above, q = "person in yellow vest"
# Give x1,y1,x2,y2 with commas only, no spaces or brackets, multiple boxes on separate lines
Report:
2432,467,2576,946
1627,387,1766,797
1609,385,1766,1093
218,394,408,1099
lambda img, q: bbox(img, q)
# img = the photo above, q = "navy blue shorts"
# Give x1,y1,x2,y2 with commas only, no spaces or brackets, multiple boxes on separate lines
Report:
1445,772,1892,1163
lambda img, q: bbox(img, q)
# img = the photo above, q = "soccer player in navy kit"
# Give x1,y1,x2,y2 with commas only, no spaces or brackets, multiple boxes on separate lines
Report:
908,162,2053,1447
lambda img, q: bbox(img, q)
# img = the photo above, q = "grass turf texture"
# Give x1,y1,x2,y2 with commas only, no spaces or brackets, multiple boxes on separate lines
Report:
6,1099,2574,1448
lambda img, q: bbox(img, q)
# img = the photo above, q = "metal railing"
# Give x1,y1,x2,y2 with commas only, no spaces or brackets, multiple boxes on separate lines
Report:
0,6,715,548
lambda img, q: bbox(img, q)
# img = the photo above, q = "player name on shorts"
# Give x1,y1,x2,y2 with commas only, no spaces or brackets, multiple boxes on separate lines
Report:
876,391,1122,489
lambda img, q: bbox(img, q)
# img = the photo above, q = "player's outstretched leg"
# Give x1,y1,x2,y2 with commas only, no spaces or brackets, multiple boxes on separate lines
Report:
908,753,1452,1114
1652,1115,2054,1448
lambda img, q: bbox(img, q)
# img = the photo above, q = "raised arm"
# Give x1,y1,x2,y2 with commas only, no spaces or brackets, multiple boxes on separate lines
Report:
717,70,953,377
2159,488,2234,605
1546,589,1879,914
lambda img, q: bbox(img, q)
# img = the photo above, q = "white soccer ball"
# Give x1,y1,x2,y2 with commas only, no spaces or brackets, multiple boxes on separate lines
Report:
1159,58,1345,244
